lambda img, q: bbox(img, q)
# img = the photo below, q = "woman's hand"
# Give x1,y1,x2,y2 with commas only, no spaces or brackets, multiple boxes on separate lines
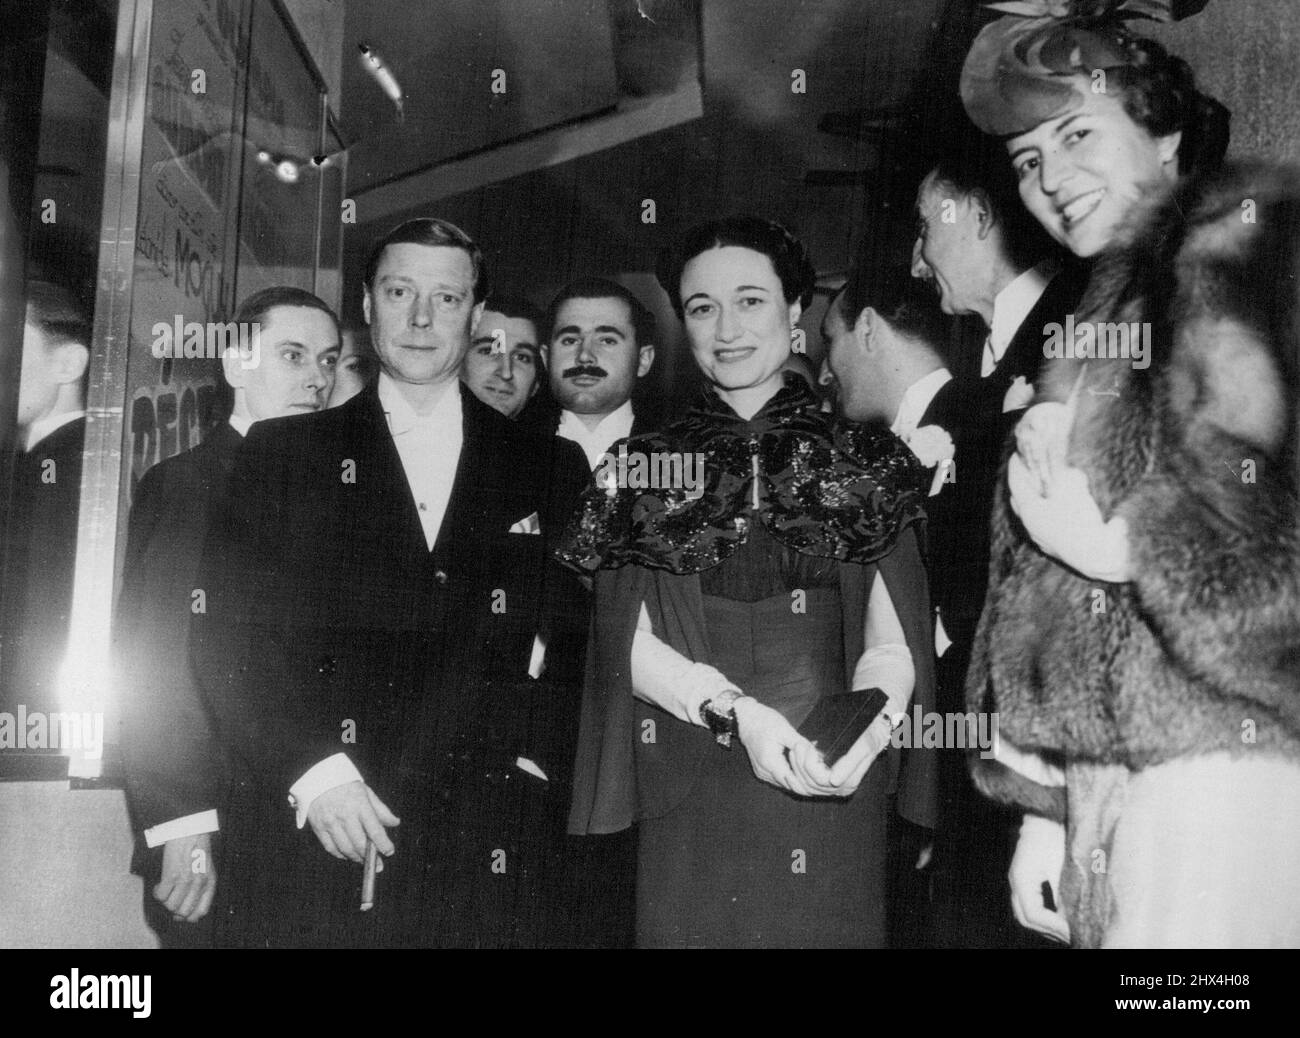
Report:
787,714,893,798
1014,401,1072,495
1008,453,1132,582
734,697,820,796
1009,814,1071,944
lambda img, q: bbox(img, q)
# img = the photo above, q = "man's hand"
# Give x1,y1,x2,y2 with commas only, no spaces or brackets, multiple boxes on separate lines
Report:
306,780,400,862
1009,814,1071,944
154,832,216,923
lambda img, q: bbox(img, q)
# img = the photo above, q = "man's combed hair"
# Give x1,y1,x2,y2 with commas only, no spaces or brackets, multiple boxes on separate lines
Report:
656,215,816,319
25,280,91,350
927,136,1056,272
482,294,545,333
363,217,489,302
838,264,946,353
543,277,656,349
232,286,341,337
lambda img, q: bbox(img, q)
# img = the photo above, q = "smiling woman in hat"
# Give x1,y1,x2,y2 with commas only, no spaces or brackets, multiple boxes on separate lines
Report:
960,0,1300,947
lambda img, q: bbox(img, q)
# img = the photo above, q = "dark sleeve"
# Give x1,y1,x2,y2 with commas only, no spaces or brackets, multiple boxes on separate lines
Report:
189,426,351,794
117,459,226,834
877,526,939,831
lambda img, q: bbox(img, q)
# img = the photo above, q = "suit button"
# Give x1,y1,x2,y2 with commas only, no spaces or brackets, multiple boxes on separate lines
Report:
316,655,338,676
433,569,448,586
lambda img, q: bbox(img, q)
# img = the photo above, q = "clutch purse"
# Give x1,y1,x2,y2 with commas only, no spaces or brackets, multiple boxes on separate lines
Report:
797,687,888,767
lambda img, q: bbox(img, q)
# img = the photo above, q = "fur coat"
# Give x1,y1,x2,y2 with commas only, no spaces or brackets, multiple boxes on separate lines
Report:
967,162,1300,820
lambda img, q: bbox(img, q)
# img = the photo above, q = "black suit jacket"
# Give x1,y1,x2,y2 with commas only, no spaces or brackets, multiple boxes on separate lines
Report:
916,377,1008,678
984,263,1089,404
190,382,590,946
0,417,85,734
117,421,242,850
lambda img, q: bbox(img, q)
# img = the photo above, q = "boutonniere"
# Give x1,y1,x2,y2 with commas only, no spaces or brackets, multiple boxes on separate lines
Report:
903,425,956,497
1003,375,1036,413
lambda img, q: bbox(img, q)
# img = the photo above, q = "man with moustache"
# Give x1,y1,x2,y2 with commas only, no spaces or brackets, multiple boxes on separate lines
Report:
461,295,545,421
117,286,341,947
544,277,656,468
190,218,590,947
539,277,657,947
911,140,1086,414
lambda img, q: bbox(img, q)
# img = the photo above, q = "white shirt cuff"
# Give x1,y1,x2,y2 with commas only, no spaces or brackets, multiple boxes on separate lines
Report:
287,753,364,828
143,809,220,848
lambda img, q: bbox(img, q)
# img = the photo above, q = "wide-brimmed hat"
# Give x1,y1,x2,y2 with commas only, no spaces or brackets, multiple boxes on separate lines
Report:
960,0,1210,136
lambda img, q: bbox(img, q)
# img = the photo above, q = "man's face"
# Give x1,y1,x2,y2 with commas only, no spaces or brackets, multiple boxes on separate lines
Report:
821,295,885,423
462,311,540,419
16,319,61,428
363,243,481,387
910,172,986,317
234,305,340,421
546,296,651,417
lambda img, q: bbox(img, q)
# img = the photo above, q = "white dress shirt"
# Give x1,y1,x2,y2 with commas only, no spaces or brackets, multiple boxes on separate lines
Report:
890,368,953,439
288,373,466,828
982,259,1059,378
378,371,464,551
23,408,85,452
557,401,635,470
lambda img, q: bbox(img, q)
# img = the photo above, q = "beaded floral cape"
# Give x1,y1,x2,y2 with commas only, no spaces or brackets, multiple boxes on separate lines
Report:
555,376,928,575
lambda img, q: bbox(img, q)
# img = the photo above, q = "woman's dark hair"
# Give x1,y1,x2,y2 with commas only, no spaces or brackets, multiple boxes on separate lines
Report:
1111,32,1230,176
656,216,817,319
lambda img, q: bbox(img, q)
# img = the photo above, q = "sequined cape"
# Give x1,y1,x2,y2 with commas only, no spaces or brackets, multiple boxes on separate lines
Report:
556,377,929,574
558,377,939,836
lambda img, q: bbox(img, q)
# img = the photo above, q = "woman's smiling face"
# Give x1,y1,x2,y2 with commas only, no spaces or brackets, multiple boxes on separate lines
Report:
1007,84,1182,258
679,245,799,396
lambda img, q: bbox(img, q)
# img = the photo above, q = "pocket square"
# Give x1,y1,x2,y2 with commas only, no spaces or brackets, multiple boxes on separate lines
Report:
508,511,541,535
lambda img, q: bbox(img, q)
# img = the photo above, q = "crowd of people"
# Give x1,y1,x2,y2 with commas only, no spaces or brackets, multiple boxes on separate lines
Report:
4,1,1298,948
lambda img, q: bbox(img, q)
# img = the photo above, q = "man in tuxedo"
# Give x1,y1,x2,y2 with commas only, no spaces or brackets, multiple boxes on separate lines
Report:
544,277,657,466
460,295,544,420
0,281,90,729
911,143,1086,413
190,218,590,947
117,286,341,946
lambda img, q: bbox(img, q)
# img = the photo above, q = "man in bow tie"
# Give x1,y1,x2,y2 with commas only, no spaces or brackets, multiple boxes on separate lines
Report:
191,218,590,947
545,277,657,469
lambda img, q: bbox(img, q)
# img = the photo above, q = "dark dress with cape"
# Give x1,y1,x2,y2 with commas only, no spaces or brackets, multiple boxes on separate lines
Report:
557,376,937,947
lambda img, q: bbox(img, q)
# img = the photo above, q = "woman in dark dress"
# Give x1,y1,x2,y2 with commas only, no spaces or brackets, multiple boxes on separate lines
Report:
558,217,937,948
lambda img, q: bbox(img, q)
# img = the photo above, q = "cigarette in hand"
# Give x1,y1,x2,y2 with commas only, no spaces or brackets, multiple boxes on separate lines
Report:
361,840,378,911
